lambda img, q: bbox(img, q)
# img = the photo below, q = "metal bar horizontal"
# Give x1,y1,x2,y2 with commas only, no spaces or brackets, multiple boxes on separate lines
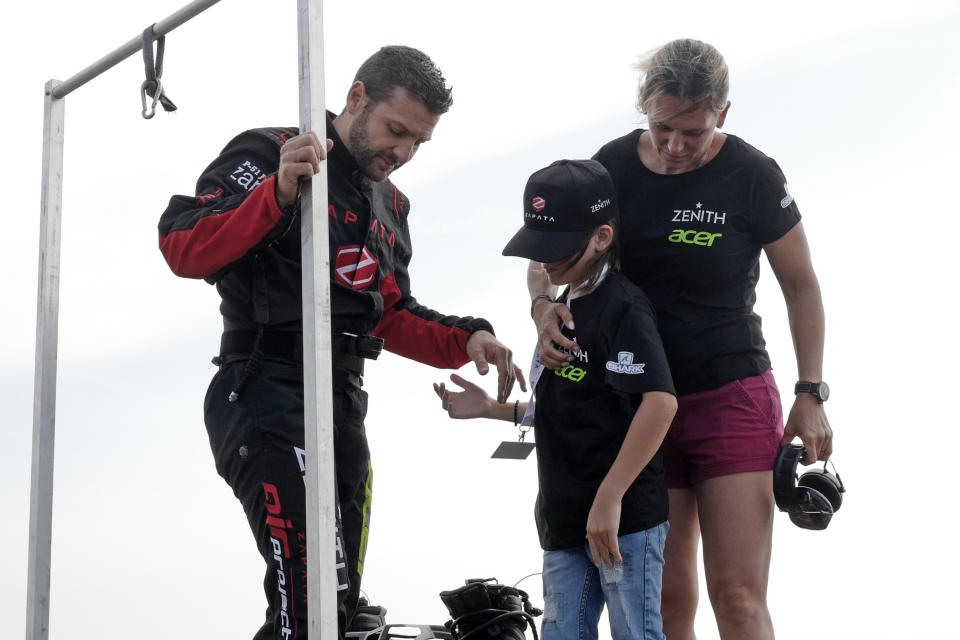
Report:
50,0,222,99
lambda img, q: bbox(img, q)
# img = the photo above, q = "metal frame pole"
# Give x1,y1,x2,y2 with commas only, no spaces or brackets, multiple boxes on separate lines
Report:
296,1,339,638
26,79,66,640
27,3,224,639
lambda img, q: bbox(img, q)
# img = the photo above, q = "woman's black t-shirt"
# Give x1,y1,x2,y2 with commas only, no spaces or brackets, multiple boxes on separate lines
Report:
593,130,801,395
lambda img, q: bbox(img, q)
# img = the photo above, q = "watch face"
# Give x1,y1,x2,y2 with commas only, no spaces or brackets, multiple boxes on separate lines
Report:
817,382,830,402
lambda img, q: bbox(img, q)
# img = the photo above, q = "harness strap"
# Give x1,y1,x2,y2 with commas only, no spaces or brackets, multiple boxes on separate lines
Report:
141,24,178,119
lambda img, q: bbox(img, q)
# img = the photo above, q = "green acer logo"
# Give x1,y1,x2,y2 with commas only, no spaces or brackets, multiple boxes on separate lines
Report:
668,229,723,247
555,365,587,382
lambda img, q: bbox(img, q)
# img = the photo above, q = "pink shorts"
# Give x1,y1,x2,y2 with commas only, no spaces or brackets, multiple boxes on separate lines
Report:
663,369,784,488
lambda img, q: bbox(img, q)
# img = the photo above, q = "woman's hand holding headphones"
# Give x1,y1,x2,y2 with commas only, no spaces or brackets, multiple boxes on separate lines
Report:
781,395,833,465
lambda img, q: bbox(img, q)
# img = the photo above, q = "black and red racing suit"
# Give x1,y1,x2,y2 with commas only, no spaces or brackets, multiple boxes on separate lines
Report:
158,115,493,639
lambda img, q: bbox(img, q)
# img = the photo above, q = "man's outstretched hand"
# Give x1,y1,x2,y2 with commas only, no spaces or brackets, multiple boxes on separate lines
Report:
465,330,527,403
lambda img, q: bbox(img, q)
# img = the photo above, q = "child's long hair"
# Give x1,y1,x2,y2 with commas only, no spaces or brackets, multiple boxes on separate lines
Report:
555,217,620,291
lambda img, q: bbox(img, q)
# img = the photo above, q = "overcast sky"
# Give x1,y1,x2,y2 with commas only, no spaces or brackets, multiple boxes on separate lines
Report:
2,1,959,638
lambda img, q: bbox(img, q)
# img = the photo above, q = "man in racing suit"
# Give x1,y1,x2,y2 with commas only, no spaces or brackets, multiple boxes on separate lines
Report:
157,46,520,640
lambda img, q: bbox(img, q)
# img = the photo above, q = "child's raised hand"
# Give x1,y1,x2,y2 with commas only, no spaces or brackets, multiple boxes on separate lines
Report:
433,373,494,420
586,489,623,569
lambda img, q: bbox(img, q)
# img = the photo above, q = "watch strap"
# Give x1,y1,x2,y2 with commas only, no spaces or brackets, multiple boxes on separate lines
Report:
795,380,828,403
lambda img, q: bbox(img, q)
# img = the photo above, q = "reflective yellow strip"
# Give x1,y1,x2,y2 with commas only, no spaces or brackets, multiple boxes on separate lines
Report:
356,459,373,577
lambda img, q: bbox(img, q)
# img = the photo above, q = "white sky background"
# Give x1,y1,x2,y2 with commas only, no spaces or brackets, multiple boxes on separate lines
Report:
2,0,958,638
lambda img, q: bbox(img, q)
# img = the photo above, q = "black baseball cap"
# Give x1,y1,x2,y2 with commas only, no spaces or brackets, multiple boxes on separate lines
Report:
502,159,619,263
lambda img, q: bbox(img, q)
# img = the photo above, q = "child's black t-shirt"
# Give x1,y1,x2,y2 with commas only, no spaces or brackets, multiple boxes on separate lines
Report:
533,272,675,551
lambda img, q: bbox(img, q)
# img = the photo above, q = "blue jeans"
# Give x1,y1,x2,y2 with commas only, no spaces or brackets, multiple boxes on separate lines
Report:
540,522,668,640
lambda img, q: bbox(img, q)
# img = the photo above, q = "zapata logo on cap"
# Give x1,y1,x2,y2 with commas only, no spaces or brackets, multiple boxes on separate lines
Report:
532,196,546,212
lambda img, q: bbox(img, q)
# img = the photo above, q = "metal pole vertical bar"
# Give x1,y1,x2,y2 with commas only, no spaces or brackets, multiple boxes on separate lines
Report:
26,79,65,640
296,2,338,638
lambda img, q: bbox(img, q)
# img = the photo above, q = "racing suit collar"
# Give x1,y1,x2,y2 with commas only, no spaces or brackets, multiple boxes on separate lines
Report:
326,110,366,188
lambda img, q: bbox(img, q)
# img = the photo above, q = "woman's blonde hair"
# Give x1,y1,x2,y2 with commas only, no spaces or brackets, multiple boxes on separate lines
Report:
635,39,729,121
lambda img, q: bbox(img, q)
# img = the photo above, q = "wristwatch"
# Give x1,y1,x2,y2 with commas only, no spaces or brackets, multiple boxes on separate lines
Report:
795,380,829,403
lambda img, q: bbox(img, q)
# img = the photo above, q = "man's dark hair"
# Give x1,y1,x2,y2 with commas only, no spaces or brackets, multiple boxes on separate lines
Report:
354,45,453,115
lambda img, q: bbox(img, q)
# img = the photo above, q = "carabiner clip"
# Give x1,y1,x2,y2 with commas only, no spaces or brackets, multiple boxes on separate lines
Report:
518,424,532,443
140,79,162,119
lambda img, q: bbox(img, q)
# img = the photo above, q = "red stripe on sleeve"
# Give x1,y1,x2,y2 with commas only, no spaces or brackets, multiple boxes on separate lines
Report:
373,274,472,369
159,176,285,279
391,185,401,223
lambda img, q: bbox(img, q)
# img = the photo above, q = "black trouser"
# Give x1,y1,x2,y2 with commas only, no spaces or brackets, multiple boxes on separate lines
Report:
205,358,372,639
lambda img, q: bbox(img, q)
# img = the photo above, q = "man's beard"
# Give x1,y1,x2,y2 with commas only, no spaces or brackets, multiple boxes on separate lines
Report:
348,106,399,181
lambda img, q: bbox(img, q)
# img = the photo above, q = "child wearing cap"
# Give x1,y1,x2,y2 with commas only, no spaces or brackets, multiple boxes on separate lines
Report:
434,159,677,640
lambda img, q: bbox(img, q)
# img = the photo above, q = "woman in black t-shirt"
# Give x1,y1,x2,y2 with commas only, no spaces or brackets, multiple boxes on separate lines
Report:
529,40,832,640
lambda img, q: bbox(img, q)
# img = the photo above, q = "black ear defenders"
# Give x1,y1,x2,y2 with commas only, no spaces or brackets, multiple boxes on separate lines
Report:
773,444,845,530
